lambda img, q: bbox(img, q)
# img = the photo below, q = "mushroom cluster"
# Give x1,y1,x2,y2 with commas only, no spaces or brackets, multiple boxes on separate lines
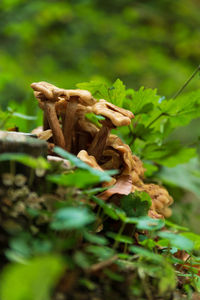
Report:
31,81,173,218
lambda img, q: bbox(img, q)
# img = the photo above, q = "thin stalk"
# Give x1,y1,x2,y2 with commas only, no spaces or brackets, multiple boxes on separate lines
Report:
146,112,164,129
113,222,126,249
172,64,200,99
28,168,35,187
10,161,16,176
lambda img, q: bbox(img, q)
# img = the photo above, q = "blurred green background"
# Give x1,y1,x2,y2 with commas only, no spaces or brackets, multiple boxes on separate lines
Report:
0,0,200,109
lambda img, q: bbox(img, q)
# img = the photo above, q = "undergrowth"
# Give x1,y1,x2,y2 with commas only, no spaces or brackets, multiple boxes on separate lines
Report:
0,78,200,300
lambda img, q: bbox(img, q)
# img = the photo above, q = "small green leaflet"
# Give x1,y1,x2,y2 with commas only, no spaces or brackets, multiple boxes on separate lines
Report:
47,169,102,188
0,153,50,169
158,231,194,251
50,207,95,230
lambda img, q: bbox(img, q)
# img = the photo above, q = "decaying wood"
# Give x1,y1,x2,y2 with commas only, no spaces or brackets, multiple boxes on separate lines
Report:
0,131,47,157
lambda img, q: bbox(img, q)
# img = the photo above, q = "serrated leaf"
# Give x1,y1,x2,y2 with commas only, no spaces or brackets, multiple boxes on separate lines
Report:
141,142,196,167
76,81,110,100
120,191,152,217
126,87,160,115
109,79,126,107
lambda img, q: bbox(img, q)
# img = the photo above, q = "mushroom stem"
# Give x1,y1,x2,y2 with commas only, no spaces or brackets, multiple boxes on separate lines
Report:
88,119,113,161
44,101,65,148
43,112,50,131
63,96,78,152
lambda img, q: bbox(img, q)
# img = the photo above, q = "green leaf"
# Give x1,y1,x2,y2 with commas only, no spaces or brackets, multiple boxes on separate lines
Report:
47,169,101,188
77,79,126,107
165,220,189,231
86,245,115,260
143,162,159,177
120,191,152,217
76,81,110,100
0,153,50,169
109,79,126,107
85,113,105,127
141,142,196,167
181,232,200,250
129,246,163,263
103,269,124,282
53,147,115,182
160,90,200,128
158,158,200,197
126,87,160,115
92,196,119,220
106,232,134,244
158,231,194,251
8,107,37,120
0,255,64,300
139,238,157,250
83,231,108,245
136,217,165,231
50,207,95,230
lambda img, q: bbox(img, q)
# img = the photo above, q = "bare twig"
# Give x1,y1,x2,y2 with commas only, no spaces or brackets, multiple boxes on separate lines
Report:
86,254,118,273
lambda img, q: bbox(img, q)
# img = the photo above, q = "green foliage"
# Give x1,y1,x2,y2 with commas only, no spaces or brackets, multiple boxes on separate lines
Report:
50,207,95,231
53,146,116,182
0,255,64,300
0,153,50,169
120,192,152,217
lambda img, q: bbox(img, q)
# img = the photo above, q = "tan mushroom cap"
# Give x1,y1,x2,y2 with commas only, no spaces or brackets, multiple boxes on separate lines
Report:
106,134,134,174
31,81,96,107
92,99,134,127
77,150,116,187
77,150,103,171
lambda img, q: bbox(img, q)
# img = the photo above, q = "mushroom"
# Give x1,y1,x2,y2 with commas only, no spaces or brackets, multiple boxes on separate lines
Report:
88,100,134,161
106,134,135,175
31,81,96,151
77,150,116,187
31,82,66,148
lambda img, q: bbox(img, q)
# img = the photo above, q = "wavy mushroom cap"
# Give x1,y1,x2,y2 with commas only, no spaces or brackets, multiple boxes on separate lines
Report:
77,150,103,171
31,81,95,106
92,99,134,127
106,134,134,174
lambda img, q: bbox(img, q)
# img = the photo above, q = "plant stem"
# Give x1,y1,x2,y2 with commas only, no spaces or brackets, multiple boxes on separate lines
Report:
10,161,16,176
113,222,126,249
172,64,200,99
146,112,164,129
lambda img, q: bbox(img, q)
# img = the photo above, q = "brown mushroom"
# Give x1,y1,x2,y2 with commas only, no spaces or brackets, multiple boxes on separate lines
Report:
31,82,66,148
88,100,134,161
31,81,96,151
77,150,116,187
